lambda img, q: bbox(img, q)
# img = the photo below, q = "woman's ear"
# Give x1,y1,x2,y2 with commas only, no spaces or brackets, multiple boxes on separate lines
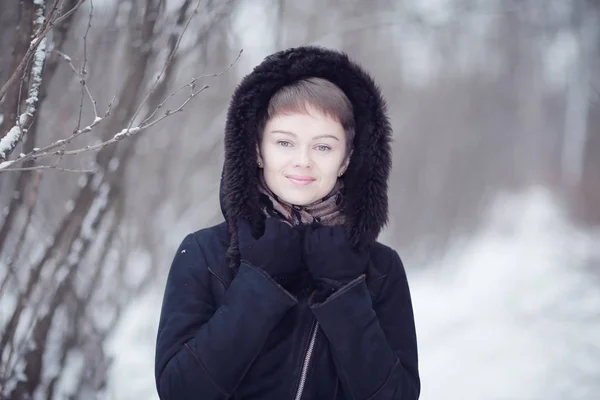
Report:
338,149,353,176
256,144,264,168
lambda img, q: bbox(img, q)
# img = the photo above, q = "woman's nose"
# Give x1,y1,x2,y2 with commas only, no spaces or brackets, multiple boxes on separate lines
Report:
293,148,312,168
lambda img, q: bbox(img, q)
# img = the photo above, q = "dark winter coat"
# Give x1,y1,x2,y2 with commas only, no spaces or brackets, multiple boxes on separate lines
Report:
154,46,420,400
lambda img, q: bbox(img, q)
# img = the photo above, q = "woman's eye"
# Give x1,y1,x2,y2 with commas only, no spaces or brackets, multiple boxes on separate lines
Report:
277,141,292,147
316,145,331,152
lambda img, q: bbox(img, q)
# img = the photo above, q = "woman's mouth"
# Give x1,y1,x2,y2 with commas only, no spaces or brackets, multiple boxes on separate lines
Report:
286,175,316,186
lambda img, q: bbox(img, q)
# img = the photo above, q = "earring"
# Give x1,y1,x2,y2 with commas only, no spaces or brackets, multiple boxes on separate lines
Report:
258,161,262,167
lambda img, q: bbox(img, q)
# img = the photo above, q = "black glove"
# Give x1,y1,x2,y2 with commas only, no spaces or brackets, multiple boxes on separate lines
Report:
237,218,303,285
303,225,369,295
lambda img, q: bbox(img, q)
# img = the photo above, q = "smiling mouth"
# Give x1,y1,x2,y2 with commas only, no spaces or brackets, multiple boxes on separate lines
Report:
286,175,316,186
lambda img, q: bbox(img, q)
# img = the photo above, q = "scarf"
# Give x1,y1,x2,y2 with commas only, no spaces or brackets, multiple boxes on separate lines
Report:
257,172,346,227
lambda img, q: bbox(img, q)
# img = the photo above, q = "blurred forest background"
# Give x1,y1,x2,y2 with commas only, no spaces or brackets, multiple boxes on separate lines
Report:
1,0,599,399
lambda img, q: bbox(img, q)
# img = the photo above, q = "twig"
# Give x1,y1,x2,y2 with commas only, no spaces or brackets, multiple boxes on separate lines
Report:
51,0,87,27
15,68,26,156
0,0,69,101
75,0,95,131
54,51,99,120
63,84,209,155
128,0,200,129
0,165,97,173
0,97,113,170
0,2,48,161
0,86,200,169
0,49,241,172
141,48,242,125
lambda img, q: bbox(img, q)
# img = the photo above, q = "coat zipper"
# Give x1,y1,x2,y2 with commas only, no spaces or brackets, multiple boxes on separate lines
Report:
293,321,319,400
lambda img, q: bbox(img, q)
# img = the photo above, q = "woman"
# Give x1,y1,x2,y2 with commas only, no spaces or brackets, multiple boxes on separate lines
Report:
155,46,420,400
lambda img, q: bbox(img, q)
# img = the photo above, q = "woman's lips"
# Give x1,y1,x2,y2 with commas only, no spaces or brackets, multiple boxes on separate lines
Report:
286,175,316,186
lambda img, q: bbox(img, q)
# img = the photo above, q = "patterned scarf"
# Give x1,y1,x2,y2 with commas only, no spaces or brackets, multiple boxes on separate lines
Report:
257,172,346,227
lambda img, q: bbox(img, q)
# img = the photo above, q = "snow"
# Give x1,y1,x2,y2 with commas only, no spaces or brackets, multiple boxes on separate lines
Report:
77,175,89,188
105,187,600,399
414,188,600,399
106,289,162,400
0,29,47,160
0,159,16,169
53,349,85,397
65,200,75,213
0,126,24,159
108,157,119,172
114,127,140,140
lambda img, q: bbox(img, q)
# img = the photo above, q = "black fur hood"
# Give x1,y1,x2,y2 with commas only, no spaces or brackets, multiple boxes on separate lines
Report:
219,46,392,267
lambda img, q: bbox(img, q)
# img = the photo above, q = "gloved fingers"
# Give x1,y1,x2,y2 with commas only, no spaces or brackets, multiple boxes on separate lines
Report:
237,219,253,241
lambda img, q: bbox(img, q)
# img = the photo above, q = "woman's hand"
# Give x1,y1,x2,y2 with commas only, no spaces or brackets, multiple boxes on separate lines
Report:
303,225,369,289
237,218,303,281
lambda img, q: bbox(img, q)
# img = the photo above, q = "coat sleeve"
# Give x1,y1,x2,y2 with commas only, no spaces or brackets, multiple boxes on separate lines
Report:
155,233,297,400
310,249,420,400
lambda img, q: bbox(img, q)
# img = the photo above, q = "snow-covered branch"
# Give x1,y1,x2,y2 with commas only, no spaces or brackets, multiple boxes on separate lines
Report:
0,0,83,103
0,49,241,172
0,2,47,162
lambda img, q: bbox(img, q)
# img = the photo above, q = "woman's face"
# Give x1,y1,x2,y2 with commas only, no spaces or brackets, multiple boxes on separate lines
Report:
258,105,350,206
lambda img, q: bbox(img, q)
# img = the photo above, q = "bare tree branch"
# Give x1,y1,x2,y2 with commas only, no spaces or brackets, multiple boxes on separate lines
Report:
55,49,99,123
0,0,82,260
0,0,83,102
0,49,241,171
0,165,97,173
128,0,198,129
74,0,96,133
0,1,48,161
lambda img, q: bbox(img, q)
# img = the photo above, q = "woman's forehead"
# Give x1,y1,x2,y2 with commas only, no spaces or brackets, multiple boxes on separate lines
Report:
265,113,345,139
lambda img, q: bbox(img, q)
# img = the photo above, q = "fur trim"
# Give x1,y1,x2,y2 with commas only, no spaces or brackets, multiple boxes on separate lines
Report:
219,46,392,269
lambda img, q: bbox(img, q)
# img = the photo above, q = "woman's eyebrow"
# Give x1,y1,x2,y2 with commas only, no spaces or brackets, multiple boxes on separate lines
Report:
313,134,339,141
270,130,297,137
270,131,339,141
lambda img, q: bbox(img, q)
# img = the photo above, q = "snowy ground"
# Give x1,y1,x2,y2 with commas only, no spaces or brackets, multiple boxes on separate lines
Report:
105,187,600,400
414,188,600,400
